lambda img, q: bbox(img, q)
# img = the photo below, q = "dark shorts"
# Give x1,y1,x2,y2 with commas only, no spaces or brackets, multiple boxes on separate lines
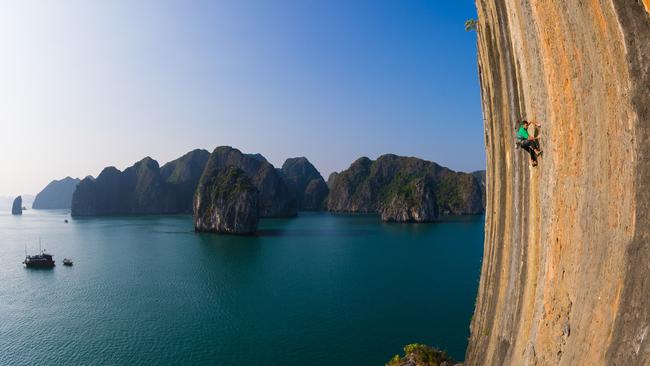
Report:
520,139,539,150
519,139,539,163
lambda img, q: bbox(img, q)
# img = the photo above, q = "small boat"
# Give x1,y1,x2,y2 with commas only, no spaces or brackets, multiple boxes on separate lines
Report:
64,219,69,223
63,258,73,266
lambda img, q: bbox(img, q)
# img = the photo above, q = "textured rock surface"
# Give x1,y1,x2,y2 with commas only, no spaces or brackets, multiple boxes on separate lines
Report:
11,196,22,215
202,146,296,217
466,1,650,365
194,166,259,234
280,157,328,210
32,177,80,209
380,177,437,222
326,172,339,189
326,154,482,221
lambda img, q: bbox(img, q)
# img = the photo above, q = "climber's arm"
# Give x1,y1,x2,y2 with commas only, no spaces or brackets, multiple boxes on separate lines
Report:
529,120,541,140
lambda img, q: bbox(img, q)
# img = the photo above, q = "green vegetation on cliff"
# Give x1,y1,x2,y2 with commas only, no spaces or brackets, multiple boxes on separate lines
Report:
326,154,483,222
387,344,457,366
199,146,296,218
194,165,259,234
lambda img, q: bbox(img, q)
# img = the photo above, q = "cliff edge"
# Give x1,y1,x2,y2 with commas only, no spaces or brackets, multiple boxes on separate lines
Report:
466,1,649,365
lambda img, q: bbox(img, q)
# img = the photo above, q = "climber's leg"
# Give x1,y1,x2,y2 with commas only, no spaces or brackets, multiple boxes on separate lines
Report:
532,139,542,156
521,140,538,166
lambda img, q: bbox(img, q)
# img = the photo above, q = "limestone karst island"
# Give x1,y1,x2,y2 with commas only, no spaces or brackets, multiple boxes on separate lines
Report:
1,2,648,365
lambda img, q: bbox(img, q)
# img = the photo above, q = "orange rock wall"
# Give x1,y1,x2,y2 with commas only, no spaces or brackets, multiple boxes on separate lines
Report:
466,1,650,365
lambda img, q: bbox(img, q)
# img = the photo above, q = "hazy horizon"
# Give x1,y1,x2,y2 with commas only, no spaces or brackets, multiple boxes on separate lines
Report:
1,1,483,197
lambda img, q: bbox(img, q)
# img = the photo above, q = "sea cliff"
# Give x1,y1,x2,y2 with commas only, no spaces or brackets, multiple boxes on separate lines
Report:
194,166,259,234
33,177,80,209
71,150,209,216
199,146,296,218
326,154,483,222
280,157,328,210
466,1,649,365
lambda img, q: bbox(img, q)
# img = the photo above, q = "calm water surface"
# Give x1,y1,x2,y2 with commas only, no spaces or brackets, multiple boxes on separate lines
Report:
0,209,483,365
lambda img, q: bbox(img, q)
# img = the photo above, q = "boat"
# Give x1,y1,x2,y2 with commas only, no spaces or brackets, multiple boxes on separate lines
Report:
23,240,55,268
23,252,55,268
62,258,73,266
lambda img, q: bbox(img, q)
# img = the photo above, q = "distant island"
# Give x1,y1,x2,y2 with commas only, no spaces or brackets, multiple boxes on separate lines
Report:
33,177,80,209
72,149,209,216
17,146,486,234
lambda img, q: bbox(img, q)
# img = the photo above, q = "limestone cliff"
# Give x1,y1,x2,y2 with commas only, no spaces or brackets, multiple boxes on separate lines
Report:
471,170,486,208
380,177,438,223
326,154,483,222
466,1,650,365
71,157,177,216
160,149,210,213
194,166,259,234
32,177,80,209
71,150,210,216
280,157,328,210
200,146,297,218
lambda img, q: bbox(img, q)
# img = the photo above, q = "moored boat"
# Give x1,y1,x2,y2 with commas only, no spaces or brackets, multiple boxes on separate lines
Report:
23,252,55,268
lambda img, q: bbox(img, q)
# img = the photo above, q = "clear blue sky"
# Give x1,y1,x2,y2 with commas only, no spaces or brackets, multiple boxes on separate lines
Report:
0,0,483,196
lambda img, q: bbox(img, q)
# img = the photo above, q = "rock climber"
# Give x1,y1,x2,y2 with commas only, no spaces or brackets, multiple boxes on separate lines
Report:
516,120,542,166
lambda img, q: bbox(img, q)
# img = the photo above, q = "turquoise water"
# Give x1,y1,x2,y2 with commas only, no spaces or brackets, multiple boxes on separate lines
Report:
0,209,483,365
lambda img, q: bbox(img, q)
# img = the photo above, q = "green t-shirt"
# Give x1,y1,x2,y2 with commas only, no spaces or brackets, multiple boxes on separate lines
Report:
517,125,529,140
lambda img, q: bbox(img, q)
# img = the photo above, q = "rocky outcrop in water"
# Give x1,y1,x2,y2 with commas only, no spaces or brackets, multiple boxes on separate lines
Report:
201,146,296,218
326,154,483,222
71,150,210,216
466,2,650,365
280,157,328,210
194,166,259,234
380,177,438,222
32,177,80,209
11,196,22,215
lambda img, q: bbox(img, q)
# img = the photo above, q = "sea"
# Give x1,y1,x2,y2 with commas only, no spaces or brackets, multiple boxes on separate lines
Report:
0,208,484,365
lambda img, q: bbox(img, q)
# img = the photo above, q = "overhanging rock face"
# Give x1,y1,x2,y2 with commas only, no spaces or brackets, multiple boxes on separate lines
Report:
466,1,649,365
